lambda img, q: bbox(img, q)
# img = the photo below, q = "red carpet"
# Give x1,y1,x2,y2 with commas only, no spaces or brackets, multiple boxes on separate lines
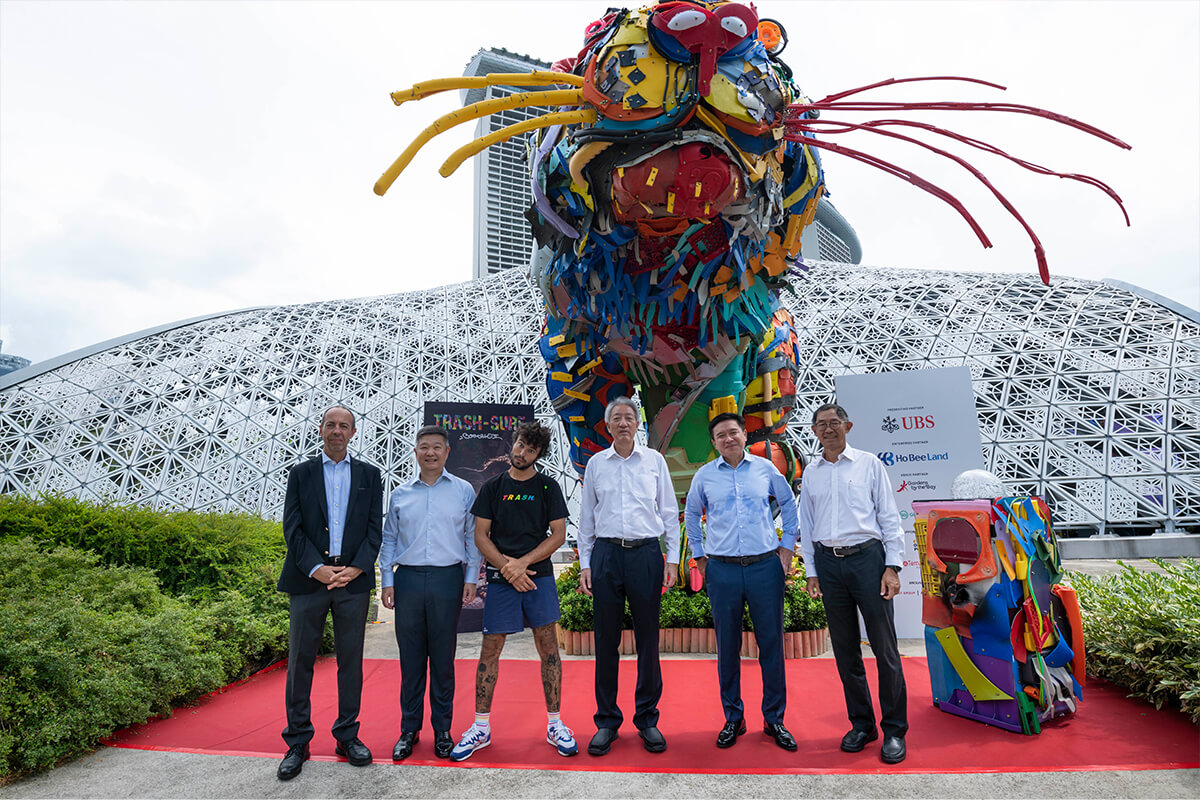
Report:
104,657,1199,774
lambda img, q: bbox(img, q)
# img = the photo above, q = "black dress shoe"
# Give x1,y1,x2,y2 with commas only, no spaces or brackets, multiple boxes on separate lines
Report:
880,735,906,764
763,722,798,751
335,736,372,766
392,731,419,761
588,727,619,756
716,719,746,748
840,727,879,753
638,726,667,753
277,743,309,780
433,731,454,759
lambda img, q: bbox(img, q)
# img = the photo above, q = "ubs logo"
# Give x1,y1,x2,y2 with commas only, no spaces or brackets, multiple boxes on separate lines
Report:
882,414,936,434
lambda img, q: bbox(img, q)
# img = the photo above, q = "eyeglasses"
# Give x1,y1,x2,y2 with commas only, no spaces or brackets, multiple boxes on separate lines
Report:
814,419,845,430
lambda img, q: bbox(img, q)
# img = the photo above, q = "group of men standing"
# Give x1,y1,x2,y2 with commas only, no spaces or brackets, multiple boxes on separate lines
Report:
275,398,909,780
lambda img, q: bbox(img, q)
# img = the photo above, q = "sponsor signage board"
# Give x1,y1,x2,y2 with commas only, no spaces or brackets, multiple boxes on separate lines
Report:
834,366,985,637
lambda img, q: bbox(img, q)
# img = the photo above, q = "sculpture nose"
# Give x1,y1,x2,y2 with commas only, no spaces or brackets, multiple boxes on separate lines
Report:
650,2,758,95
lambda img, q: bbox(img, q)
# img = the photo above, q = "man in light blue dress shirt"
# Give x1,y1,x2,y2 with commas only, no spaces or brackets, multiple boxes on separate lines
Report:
379,425,480,761
684,412,800,752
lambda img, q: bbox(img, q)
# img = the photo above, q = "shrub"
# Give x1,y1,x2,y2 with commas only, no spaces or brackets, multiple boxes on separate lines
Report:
659,588,689,628
1071,559,1200,722
0,494,285,599
0,538,277,779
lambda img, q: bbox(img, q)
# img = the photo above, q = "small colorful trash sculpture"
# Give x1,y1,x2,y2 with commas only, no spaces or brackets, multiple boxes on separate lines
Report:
913,496,1085,734
374,2,1129,499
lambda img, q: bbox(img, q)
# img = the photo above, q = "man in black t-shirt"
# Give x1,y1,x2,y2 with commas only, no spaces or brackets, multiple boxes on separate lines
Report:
449,421,578,761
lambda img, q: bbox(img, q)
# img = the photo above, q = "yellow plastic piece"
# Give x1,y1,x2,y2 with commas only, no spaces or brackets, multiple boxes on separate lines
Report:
666,192,675,214
375,88,583,196
568,140,612,197
550,371,573,383
913,518,940,596
646,167,659,187
935,627,1014,701
441,109,596,177
548,334,565,346
389,71,584,106
556,342,578,358
577,357,602,374
782,142,822,209
563,389,590,402
782,213,804,257
994,538,1017,581
708,396,739,419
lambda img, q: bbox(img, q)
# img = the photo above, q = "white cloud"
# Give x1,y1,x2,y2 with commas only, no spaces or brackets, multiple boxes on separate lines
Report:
2,0,1196,365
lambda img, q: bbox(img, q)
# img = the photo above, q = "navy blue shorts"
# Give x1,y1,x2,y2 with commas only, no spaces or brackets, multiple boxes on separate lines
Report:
482,575,560,635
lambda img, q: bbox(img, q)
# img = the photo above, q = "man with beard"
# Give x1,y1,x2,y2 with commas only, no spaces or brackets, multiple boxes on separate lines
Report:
799,402,908,764
450,421,578,761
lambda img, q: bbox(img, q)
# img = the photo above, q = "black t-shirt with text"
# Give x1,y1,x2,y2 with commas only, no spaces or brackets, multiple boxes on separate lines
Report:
471,471,568,585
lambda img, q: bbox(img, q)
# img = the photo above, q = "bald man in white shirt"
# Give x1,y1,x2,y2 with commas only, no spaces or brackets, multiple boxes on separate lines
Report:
799,402,908,765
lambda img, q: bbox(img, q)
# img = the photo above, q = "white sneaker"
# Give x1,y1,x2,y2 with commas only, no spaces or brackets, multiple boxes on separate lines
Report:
450,724,491,761
547,722,578,757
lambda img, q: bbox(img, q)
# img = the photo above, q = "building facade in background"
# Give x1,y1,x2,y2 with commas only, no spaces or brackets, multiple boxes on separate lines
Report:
2,264,1196,541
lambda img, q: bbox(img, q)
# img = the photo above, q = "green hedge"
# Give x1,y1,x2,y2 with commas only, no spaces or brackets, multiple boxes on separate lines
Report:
554,559,825,633
0,538,289,778
0,494,285,598
1071,558,1200,723
0,496,297,782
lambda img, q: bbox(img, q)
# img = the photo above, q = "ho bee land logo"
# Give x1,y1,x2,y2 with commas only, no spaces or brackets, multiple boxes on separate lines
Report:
881,416,900,434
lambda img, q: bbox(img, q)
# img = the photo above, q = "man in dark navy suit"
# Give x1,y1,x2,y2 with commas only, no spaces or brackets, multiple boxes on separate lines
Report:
276,405,383,780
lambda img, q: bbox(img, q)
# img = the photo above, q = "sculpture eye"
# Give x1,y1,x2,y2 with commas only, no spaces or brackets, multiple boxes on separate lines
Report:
667,8,707,31
720,16,747,37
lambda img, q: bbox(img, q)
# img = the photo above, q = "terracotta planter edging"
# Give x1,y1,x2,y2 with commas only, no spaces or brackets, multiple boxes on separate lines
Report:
556,625,829,658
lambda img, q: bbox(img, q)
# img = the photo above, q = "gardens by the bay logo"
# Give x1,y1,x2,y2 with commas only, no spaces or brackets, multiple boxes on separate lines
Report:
881,416,899,433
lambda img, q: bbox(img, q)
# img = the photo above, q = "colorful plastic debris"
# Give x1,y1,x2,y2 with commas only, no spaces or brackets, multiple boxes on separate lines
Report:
913,497,1084,734
374,2,1130,497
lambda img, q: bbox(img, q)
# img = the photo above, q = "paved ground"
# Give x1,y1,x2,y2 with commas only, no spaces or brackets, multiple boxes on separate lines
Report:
4,558,1196,799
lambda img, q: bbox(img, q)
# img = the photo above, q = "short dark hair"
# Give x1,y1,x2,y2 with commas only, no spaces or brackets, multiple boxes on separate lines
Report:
415,425,449,445
812,402,849,426
708,412,745,439
320,404,357,428
513,420,552,461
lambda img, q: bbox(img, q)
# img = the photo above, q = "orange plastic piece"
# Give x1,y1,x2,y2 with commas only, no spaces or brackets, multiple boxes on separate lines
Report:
1052,584,1086,686
926,508,998,584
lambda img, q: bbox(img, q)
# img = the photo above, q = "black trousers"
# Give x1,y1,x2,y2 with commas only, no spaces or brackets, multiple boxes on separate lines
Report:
282,586,370,747
393,563,464,734
591,538,663,730
815,539,908,738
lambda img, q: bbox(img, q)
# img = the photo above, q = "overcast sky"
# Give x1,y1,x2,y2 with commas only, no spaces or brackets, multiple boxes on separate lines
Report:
2,0,1197,364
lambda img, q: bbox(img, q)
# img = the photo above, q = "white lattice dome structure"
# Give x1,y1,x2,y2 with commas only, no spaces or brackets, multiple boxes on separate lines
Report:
1,262,1197,535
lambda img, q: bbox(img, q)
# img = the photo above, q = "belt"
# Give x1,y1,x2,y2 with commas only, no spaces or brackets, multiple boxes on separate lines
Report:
816,540,876,558
323,555,346,566
708,550,774,566
597,536,658,549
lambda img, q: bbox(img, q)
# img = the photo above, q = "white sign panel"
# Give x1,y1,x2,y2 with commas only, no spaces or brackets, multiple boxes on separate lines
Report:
834,366,985,638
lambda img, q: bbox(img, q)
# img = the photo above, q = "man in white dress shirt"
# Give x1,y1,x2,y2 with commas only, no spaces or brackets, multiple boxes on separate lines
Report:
799,402,908,764
577,397,680,756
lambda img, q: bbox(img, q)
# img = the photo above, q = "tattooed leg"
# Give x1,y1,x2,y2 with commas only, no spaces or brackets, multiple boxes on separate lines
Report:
475,633,506,713
532,623,562,713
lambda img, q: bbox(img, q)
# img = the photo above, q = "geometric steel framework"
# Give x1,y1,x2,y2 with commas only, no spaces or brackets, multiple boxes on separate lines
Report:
1,263,1197,534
